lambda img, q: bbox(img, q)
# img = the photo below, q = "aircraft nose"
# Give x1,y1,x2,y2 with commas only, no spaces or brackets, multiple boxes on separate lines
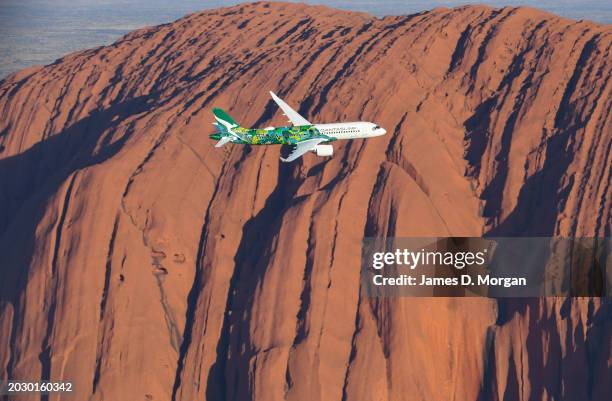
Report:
378,128,387,136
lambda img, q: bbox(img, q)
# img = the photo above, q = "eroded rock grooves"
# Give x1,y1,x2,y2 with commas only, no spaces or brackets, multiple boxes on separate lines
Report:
0,2,610,400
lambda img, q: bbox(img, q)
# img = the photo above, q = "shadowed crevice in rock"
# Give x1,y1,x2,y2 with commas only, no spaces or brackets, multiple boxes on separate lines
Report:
206,162,302,401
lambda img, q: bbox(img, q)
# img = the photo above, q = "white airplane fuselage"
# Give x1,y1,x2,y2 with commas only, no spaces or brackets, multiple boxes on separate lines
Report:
314,121,387,140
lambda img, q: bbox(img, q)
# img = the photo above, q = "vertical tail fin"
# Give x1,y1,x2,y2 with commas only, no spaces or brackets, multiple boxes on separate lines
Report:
213,108,240,129
211,108,246,142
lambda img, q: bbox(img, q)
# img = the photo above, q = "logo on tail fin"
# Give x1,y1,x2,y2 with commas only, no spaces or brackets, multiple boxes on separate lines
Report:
213,108,239,129
211,108,246,143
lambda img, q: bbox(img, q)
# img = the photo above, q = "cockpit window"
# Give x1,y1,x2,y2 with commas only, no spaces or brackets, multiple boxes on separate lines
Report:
372,125,380,131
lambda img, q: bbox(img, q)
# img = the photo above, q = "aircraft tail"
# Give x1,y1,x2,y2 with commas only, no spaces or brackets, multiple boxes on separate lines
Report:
213,108,240,129
211,108,246,143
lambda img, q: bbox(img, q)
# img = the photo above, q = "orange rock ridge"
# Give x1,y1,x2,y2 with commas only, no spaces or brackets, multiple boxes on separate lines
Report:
0,2,610,400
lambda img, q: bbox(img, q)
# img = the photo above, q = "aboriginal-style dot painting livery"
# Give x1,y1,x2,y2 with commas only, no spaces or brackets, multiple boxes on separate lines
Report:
210,121,333,146
210,91,387,162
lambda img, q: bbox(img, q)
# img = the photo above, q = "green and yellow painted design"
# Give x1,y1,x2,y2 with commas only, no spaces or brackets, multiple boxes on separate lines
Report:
210,108,334,146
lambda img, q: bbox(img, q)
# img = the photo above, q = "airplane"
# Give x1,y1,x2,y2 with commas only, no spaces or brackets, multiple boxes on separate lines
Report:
209,91,387,162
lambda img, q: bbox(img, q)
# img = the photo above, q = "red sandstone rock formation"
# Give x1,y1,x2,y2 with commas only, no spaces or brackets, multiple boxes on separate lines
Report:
0,2,610,400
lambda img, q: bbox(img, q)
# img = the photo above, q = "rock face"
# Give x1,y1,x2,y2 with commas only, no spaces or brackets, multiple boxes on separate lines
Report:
0,2,610,400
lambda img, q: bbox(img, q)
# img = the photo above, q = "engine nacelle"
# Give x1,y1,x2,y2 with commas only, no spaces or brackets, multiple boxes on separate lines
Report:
314,144,333,157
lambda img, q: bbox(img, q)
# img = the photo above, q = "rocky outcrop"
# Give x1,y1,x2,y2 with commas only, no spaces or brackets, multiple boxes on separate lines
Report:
0,2,610,400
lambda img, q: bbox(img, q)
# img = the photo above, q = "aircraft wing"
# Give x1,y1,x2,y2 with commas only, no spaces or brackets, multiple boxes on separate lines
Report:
281,138,328,163
270,91,311,126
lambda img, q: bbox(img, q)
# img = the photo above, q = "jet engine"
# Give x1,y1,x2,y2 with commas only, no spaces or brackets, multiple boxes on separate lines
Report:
314,144,333,157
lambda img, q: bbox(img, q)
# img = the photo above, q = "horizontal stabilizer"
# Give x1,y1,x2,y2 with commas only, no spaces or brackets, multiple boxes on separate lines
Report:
215,136,232,148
